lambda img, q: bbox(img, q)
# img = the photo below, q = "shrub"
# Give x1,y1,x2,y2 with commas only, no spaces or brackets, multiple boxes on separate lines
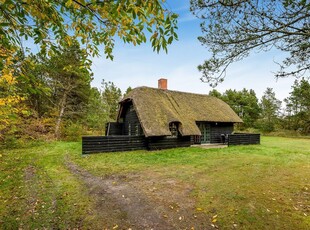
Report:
62,122,84,141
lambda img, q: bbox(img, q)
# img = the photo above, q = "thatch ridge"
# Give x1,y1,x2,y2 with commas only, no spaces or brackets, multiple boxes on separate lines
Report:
120,86,243,137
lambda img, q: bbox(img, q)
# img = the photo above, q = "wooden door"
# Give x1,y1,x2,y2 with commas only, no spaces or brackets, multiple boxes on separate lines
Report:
198,123,211,144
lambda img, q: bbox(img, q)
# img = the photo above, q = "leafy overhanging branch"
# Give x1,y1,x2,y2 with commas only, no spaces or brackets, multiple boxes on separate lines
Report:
191,0,310,86
0,0,178,62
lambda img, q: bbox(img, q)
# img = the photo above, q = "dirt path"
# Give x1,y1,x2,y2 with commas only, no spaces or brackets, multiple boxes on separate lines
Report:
66,160,211,229
66,160,174,229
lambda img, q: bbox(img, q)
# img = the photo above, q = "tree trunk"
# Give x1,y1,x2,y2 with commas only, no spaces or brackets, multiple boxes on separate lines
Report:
55,93,67,139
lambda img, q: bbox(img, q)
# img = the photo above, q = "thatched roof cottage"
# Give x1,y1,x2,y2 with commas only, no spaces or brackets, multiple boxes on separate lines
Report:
106,79,242,150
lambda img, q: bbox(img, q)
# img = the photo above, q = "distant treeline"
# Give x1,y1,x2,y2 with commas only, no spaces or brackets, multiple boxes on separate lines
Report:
209,78,310,134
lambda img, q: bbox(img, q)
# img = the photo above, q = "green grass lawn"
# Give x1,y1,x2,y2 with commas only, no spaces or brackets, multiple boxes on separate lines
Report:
1,136,309,229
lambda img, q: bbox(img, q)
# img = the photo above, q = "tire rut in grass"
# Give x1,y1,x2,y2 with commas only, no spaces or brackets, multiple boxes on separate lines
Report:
22,165,59,229
65,160,173,229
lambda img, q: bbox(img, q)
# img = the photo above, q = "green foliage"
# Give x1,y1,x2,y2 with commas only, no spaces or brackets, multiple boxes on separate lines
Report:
85,87,108,132
1,43,127,141
62,122,84,141
208,89,222,98
22,42,93,139
191,0,310,86
284,78,310,133
209,88,260,128
1,0,178,141
0,48,30,141
0,0,178,62
257,88,282,132
101,80,122,121
2,134,20,148
124,86,133,97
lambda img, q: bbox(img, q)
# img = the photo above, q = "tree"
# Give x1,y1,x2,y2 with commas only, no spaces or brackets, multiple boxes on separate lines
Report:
85,81,123,133
284,78,310,133
209,88,260,128
49,45,92,138
0,47,30,141
208,89,222,98
0,0,178,63
258,88,282,132
191,0,310,86
85,87,109,132
124,86,133,96
18,54,52,118
23,43,93,139
222,89,260,128
101,80,122,121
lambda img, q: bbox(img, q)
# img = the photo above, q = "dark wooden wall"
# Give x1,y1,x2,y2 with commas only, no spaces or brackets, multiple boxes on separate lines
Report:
82,133,260,154
82,135,192,154
193,122,234,144
147,136,191,150
228,133,260,146
210,122,234,143
123,104,143,136
82,136,146,154
105,122,123,135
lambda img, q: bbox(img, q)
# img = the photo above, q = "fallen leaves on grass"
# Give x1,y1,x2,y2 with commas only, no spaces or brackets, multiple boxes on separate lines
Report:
212,214,217,223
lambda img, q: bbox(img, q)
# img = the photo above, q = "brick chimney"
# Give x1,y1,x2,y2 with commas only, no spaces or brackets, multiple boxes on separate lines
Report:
158,78,167,90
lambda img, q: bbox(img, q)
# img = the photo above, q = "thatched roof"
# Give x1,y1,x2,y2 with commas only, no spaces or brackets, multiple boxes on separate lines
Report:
119,87,242,137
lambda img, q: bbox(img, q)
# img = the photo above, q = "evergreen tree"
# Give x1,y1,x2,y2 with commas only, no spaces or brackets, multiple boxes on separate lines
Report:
101,80,122,121
284,78,310,133
85,87,109,133
258,88,282,132
208,89,222,98
222,89,260,129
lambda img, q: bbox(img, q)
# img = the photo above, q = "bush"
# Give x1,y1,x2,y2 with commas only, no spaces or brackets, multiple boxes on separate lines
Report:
256,120,275,133
266,129,304,137
2,135,21,148
62,122,85,141
22,118,55,140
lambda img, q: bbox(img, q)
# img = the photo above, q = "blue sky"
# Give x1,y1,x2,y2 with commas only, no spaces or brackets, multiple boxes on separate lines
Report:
90,1,295,101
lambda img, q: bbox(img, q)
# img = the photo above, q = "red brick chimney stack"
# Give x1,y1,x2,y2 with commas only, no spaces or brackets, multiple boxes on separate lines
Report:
158,78,167,90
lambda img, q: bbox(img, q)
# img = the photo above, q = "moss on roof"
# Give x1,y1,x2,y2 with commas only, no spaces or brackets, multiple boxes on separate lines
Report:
120,87,243,137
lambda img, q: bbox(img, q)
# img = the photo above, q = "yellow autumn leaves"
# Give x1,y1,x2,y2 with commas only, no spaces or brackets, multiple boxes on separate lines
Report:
0,71,24,114
1,71,17,85
0,48,22,107
0,48,28,137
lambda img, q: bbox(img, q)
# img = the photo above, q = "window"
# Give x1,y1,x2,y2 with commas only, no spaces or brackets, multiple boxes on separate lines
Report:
169,122,179,137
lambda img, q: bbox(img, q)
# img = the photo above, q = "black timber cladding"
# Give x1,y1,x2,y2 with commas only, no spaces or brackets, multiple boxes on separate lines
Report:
123,104,143,136
147,136,191,150
194,122,234,144
82,133,260,154
228,133,260,146
105,122,123,135
82,135,192,154
210,122,234,143
82,136,146,154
